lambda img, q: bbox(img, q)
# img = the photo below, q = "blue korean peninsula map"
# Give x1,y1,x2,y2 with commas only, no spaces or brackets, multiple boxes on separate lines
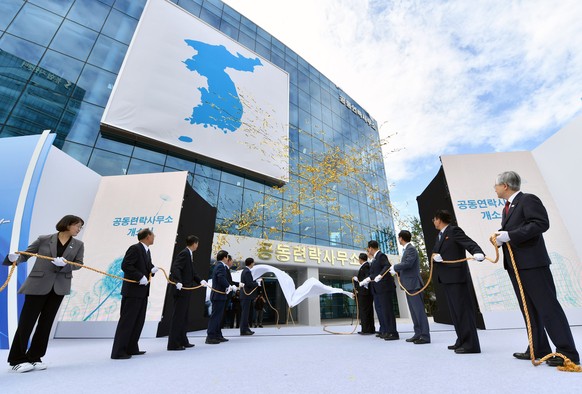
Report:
181,40,262,140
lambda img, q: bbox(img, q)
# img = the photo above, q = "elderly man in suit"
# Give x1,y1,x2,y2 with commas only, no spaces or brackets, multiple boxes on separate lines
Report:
353,252,376,335
239,257,262,336
206,250,237,344
359,240,399,340
167,235,207,351
111,228,158,359
494,170,579,366
392,230,431,344
432,210,485,354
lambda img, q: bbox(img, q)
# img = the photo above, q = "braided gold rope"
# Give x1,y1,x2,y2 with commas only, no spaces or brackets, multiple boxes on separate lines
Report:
505,242,581,372
261,286,280,329
0,262,17,293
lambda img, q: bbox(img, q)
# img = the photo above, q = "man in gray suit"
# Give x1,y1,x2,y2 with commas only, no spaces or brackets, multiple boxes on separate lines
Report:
392,230,431,344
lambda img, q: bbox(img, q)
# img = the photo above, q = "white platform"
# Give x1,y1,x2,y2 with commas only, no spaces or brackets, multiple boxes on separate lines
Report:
2,319,580,393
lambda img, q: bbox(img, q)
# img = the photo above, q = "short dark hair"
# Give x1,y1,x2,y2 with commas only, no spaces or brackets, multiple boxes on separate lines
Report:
217,250,228,261
398,230,412,243
186,235,199,246
368,240,379,249
55,215,84,232
434,210,452,224
358,253,368,262
245,257,255,266
137,228,153,241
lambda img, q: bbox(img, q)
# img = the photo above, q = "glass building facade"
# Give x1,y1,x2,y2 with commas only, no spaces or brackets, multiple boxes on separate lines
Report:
0,0,398,320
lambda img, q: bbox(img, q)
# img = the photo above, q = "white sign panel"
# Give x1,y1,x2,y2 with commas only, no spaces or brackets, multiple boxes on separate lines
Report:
102,0,289,183
59,171,187,323
441,152,582,328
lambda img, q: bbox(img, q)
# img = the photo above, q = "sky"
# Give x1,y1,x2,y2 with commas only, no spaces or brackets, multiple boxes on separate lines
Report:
222,0,582,220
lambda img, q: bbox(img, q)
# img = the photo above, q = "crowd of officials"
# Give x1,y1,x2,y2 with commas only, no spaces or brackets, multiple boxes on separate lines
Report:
3,170,579,373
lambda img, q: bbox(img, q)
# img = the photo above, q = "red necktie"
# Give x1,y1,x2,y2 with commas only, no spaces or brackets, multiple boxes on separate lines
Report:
504,201,510,214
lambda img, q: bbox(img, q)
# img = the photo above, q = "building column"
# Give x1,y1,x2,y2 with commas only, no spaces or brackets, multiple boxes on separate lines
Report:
297,267,321,326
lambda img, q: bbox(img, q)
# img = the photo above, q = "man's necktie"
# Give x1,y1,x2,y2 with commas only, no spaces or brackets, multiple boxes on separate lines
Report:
438,232,442,241
504,201,510,214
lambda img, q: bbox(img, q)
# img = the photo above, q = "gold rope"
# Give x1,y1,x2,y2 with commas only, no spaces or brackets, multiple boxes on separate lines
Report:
0,262,17,293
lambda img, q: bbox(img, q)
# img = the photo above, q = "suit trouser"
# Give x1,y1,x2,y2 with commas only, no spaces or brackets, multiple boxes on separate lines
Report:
111,296,147,357
8,290,64,365
207,299,226,339
168,294,191,348
240,297,253,333
406,291,430,340
508,266,579,362
442,282,480,352
371,288,397,335
357,293,375,333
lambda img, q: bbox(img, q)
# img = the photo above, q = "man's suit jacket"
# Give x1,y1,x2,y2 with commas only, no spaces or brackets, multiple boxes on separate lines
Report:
500,191,552,270
369,251,395,293
240,267,259,300
394,243,424,291
120,243,154,298
17,233,84,296
433,225,483,284
210,262,231,301
170,247,203,297
355,262,372,296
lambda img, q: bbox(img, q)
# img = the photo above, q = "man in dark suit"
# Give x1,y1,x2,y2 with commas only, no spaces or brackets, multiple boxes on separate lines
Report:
392,230,431,344
167,235,207,351
206,250,236,344
432,210,484,354
111,228,157,359
353,253,375,335
494,171,579,366
239,257,262,336
359,240,398,340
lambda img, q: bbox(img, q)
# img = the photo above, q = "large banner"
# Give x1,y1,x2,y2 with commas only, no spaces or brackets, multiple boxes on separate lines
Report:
441,152,582,328
58,172,187,324
101,0,289,184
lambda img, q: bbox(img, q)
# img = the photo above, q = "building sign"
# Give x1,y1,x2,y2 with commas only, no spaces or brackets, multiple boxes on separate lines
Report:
339,95,376,130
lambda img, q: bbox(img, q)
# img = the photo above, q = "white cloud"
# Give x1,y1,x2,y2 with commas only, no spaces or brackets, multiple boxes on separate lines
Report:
223,0,582,215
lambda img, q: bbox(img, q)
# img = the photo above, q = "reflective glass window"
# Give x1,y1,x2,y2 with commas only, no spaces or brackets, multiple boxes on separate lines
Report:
193,176,219,207
127,158,164,174
67,0,109,31
243,178,265,193
200,8,220,28
87,35,128,73
177,1,201,17
237,31,255,51
219,20,237,40
0,33,45,67
217,182,243,219
221,171,244,186
165,155,195,173
195,162,221,180
62,99,103,145
61,141,92,165
7,3,62,47
74,64,116,107
32,50,83,94
113,0,146,19
132,145,166,165
29,0,73,16
0,1,23,31
102,9,138,44
88,148,130,175
94,134,134,156
50,19,98,62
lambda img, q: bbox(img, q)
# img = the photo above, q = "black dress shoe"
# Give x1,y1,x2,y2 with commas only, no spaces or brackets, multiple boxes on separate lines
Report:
111,354,132,360
414,338,431,344
447,344,460,350
405,337,419,343
241,331,255,336
454,347,480,354
130,351,146,355
546,356,579,367
218,337,229,342
167,346,186,351
384,333,400,341
358,331,375,335
513,352,531,360
205,338,221,344
183,343,195,348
